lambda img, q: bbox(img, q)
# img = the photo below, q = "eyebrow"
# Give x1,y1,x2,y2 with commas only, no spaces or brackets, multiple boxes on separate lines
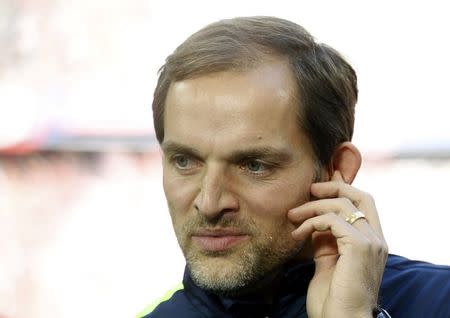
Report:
228,147,292,164
161,141,293,164
161,141,203,159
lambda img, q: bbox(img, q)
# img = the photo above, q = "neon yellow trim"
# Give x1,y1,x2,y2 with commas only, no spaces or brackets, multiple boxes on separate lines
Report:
136,282,184,318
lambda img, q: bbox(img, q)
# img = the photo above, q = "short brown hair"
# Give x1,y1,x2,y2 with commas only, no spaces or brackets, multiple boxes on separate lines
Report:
152,16,358,165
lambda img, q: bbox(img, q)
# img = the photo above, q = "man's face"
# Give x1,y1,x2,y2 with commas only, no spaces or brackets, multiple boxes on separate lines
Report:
162,59,318,294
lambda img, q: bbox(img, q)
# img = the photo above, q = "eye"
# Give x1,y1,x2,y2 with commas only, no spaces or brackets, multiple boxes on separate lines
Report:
240,159,274,176
168,154,201,175
174,155,191,169
245,160,266,172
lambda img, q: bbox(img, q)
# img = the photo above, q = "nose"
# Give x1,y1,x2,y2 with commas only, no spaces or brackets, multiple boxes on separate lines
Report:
193,166,239,220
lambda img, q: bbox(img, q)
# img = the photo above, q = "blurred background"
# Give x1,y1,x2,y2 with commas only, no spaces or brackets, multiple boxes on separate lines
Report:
0,0,449,317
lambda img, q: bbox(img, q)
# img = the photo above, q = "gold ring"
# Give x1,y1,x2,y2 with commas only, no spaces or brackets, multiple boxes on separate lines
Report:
345,211,366,225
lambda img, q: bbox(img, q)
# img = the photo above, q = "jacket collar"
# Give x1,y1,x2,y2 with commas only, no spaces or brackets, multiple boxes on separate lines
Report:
183,259,315,316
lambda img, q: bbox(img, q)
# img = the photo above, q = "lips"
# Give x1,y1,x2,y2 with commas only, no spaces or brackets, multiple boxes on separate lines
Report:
191,229,249,252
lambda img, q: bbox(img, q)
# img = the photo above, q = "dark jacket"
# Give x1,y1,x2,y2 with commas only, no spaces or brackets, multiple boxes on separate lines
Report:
141,255,450,318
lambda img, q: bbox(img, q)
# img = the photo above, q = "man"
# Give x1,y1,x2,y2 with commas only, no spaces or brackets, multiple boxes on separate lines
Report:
139,16,450,318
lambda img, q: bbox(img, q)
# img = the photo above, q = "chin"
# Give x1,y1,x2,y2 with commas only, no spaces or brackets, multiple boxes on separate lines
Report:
185,240,304,296
186,250,260,294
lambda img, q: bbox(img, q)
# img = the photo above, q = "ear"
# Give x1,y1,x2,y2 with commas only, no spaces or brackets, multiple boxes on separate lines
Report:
328,142,362,184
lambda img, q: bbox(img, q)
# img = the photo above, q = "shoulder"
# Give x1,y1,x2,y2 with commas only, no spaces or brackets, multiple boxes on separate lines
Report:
136,283,197,318
380,254,450,317
383,254,450,285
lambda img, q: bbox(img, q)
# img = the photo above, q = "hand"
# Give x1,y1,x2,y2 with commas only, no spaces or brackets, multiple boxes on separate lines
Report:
287,171,388,318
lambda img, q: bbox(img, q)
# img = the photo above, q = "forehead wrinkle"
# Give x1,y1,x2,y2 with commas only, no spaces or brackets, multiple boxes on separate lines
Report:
163,59,307,160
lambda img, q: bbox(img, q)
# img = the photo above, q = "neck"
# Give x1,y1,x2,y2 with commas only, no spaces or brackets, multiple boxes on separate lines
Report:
220,264,285,303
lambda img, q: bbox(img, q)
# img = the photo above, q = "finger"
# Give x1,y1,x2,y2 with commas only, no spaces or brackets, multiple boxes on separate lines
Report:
331,170,345,182
288,197,355,222
291,214,382,263
291,213,363,242
310,181,383,236
311,180,364,205
292,213,388,265
288,197,373,233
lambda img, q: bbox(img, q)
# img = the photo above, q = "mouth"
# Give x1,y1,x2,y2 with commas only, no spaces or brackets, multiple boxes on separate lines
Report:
191,229,249,252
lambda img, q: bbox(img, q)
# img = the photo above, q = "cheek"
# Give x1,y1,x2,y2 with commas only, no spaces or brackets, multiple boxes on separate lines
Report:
163,173,198,218
244,179,311,230
163,175,198,240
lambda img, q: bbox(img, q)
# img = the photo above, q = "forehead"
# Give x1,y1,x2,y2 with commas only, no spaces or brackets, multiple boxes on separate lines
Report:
163,60,309,153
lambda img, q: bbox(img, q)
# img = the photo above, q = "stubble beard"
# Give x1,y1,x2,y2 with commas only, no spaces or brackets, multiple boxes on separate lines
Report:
176,216,304,297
